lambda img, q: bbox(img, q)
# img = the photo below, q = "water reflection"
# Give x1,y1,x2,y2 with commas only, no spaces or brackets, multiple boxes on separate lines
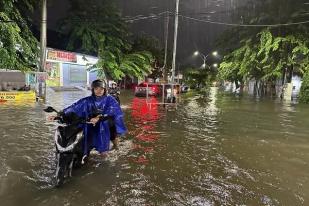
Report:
130,97,161,164
0,90,309,205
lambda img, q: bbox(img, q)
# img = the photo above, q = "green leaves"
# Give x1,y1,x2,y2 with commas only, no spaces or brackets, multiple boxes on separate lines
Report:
0,0,38,71
299,70,309,103
217,0,309,85
131,34,170,79
184,67,210,89
61,0,154,80
60,0,129,55
96,48,154,80
219,29,309,83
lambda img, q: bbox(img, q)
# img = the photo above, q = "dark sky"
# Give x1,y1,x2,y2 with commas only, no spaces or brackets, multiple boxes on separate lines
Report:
117,0,239,66
35,0,243,66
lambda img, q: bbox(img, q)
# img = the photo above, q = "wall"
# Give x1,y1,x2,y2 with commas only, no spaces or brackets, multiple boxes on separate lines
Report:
0,70,26,91
62,64,87,86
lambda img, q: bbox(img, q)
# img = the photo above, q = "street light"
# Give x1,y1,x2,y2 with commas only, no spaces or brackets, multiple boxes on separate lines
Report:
194,51,218,58
213,63,218,68
193,50,218,68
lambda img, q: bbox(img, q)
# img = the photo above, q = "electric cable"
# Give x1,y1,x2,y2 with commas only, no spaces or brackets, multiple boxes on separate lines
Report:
2,10,309,27
178,13,309,27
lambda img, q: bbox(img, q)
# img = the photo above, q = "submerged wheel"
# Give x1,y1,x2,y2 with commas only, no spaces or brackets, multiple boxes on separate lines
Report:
55,154,66,187
73,155,83,169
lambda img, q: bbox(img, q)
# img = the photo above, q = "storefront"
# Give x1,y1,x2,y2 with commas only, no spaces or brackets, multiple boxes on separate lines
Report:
45,48,100,87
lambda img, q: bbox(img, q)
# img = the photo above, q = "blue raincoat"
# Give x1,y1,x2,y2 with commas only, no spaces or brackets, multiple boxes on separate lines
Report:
63,95,127,155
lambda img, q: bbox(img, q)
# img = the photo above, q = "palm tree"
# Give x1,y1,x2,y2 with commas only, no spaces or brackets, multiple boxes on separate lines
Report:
59,0,154,80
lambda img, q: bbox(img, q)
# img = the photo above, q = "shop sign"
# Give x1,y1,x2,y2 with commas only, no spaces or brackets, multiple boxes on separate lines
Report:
0,91,36,101
47,50,77,63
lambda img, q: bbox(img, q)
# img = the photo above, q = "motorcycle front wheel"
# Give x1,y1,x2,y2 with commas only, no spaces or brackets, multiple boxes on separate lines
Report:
55,153,66,187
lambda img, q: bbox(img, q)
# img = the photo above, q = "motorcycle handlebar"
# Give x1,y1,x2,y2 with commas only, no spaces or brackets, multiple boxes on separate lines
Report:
44,106,113,125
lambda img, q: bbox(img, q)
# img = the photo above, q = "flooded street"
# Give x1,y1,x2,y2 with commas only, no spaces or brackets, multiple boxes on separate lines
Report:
0,88,309,206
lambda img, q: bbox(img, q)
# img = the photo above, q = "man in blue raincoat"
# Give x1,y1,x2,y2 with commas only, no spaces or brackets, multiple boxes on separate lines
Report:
62,79,127,157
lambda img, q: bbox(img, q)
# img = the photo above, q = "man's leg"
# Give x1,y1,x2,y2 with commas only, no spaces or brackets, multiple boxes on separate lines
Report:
110,125,119,150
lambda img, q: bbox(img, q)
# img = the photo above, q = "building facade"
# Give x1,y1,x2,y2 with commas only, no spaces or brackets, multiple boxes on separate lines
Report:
45,48,100,87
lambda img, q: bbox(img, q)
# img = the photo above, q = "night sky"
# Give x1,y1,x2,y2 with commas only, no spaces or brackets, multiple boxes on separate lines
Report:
34,0,242,66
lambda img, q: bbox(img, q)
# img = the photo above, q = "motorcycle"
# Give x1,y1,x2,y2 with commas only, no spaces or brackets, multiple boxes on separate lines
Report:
111,92,120,104
108,87,121,104
45,106,113,187
44,106,86,186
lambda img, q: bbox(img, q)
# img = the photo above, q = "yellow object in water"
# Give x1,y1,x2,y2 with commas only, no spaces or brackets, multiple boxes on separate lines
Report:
0,91,36,101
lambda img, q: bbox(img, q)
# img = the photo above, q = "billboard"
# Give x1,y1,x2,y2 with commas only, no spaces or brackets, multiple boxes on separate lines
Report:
45,62,60,86
47,50,77,63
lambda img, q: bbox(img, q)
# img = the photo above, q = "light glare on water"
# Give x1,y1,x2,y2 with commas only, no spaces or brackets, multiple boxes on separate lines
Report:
0,88,309,205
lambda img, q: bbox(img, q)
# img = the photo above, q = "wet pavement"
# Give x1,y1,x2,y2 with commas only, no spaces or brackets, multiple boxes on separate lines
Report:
0,88,309,205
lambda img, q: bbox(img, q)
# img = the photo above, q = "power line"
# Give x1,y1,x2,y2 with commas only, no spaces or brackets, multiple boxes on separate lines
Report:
178,13,309,27
0,12,167,24
123,11,168,22
123,10,309,27
123,11,309,27
2,11,309,27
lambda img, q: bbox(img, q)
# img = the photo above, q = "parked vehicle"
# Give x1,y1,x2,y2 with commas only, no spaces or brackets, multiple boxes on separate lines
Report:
162,84,181,95
134,82,161,97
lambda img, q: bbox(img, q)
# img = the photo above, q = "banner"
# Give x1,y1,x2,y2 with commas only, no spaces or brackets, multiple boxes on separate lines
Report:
0,91,36,101
47,50,77,63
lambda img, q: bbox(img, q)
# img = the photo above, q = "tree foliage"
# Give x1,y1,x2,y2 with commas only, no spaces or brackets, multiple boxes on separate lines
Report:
60,0,129,54
184,67,210,89
217,0,309,84
60,0,154,80
299,70,309,103
95,49,154,80
0,0,38,71
218,30,309,82
131,34,172,79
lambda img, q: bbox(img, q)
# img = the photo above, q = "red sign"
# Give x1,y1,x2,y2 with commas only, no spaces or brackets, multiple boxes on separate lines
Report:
47,50,77,63
36,72,48,83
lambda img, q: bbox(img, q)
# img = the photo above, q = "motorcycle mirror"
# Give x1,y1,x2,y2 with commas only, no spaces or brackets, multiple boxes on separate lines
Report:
44,106,57,113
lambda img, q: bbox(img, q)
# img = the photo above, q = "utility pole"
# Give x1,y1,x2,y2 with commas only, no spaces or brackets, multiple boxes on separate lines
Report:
171,0,179,100
39,0,47,100
162,11,169,82
171,0,179,84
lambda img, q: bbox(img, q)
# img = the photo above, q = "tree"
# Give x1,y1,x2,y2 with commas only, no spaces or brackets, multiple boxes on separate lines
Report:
218,30,309,82
131,34,172,80
184,67,210,89
60,0,154,80
217,0,309,93
95,49,154,80
0,0,38,71
299,70,309,103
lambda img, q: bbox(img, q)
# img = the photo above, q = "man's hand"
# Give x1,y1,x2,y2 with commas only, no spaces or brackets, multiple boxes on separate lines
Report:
90,116,101,126
47,115,57,121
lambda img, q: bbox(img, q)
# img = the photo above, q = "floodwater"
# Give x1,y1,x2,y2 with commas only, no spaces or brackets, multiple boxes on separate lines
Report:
0,88,309,206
